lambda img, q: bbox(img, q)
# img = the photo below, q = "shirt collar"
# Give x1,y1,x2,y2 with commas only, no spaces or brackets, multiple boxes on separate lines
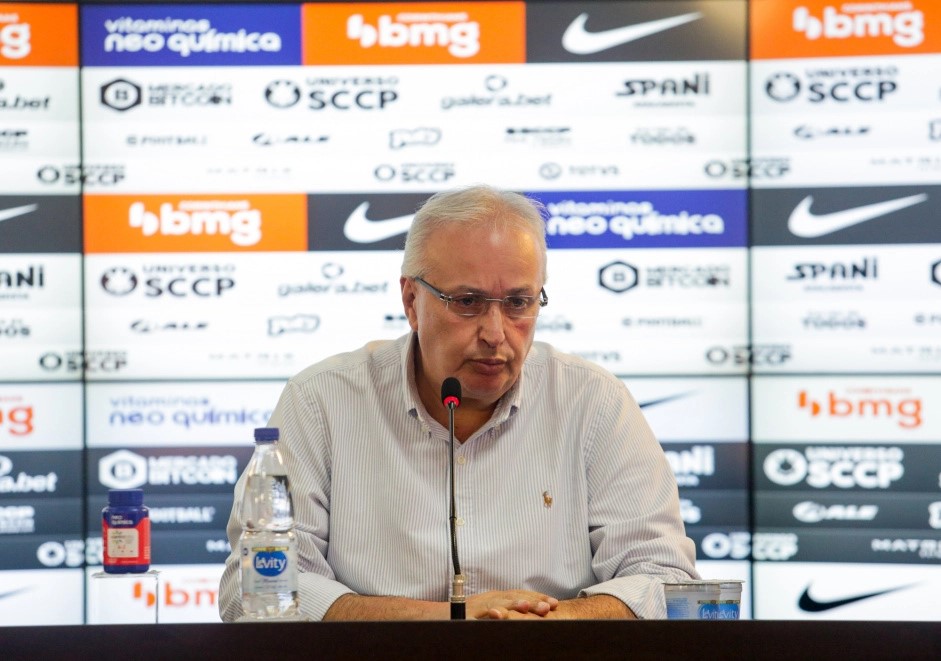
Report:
401,332,424,419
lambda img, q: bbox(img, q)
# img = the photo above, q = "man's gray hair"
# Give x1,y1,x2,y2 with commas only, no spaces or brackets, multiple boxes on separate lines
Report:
401,184,548,282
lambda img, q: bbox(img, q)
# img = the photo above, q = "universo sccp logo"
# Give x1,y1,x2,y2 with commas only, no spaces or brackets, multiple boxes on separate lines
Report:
764,68,897,104
265,76,398,111
763,446,904,489
100,265,236,298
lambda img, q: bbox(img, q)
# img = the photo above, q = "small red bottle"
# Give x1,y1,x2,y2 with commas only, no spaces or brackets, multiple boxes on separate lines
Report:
102,489,151,573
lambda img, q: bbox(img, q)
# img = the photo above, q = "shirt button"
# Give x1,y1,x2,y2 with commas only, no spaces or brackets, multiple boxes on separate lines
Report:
456,517,465,526
457,455,467,465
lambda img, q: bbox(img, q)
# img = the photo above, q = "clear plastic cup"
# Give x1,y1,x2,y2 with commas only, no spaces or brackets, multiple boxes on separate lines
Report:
664,580,722,620
717,580,744,620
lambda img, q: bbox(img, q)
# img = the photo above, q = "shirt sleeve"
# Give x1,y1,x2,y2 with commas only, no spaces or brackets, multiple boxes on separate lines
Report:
218,377,355,622
576,376,700,619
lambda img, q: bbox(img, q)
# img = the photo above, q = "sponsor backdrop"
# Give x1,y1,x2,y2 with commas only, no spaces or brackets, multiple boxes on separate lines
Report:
0,0,937,624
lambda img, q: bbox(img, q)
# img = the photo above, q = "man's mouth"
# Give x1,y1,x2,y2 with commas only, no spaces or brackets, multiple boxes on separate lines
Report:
469,358,507,374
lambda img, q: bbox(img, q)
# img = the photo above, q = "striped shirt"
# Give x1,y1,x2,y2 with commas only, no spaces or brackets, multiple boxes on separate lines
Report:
219,333,698,621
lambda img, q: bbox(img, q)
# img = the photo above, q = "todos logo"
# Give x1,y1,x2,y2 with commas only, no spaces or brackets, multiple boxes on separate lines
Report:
763,446,904,489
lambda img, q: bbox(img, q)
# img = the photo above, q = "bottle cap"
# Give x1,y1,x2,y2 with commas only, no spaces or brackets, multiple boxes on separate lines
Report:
108,489,144,506
254,427,280,443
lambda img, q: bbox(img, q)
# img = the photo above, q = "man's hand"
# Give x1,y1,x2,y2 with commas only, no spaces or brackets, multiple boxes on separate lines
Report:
322,591,635,621
467,590,560,620
471,593,635,620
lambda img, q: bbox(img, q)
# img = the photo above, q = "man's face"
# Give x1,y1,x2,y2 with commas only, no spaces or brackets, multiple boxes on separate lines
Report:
401,221,544,413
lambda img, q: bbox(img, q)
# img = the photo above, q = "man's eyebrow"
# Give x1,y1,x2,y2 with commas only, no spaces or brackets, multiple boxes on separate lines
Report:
451,285,536,296
505,287,537,296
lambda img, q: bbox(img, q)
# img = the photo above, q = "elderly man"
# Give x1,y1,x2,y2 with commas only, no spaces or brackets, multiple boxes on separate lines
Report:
219,184,698,621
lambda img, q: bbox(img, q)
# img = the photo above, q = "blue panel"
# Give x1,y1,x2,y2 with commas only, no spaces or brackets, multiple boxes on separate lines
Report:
529,189,747,249
80,4,302,66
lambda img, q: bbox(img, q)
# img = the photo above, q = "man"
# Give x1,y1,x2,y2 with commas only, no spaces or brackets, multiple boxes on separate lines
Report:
219,184,698,621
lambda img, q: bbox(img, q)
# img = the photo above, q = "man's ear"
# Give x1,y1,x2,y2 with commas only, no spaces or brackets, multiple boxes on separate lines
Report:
401,276,419,331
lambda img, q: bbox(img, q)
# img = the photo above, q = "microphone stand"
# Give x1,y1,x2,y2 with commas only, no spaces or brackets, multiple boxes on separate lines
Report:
447,397,465,620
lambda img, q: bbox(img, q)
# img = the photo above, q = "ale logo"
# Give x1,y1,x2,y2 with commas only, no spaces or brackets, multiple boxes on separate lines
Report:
254,548,288,576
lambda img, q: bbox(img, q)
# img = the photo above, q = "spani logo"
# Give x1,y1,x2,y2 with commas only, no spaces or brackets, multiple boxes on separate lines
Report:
253,548,288,576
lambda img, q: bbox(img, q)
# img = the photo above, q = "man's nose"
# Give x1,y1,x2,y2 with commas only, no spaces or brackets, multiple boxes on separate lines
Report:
477,301,507,345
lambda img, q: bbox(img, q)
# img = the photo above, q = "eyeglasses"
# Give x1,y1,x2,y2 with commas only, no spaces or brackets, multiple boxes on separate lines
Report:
414,277,548,319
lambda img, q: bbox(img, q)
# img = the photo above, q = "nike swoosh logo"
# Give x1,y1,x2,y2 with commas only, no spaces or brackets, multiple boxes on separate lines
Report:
788,194,927,238
0,203,38,224
0,587,31,601
562,12,703,55
798,584,913,613
343,202,414,243
638,392,691,409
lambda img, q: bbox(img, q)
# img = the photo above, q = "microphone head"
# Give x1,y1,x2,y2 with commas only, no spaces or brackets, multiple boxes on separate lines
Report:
441,377,462,409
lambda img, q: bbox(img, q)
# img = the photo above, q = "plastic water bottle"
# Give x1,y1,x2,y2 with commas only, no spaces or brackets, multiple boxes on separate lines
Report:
239,427,299,619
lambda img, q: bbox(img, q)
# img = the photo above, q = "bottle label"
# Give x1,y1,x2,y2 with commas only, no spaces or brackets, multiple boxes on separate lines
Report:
241,542,297,594
107,528,140,558
103,517,151,566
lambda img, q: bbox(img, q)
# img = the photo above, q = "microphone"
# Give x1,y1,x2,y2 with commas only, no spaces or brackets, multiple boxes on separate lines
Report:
441,377,464,620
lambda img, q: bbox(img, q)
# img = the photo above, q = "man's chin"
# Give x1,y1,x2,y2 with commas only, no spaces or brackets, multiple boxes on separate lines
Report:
461,374,514,406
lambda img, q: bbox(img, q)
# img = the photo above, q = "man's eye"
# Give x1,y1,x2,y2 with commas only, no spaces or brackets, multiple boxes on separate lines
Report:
453,295,481,308
505,296,530,309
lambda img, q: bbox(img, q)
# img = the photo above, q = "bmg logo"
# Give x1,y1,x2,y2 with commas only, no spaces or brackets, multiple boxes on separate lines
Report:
798,389,922,429
0,21,30,60
0,402,33,436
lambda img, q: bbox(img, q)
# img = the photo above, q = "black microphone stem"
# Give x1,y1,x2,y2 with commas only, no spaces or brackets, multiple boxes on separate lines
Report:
447,400,465,620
